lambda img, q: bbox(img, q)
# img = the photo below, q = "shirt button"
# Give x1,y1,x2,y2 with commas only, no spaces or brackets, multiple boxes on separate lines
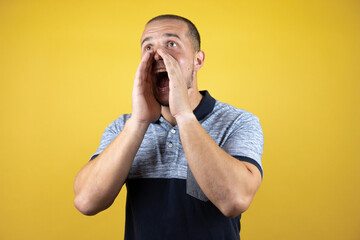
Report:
168,142,173,148
171,129,176,134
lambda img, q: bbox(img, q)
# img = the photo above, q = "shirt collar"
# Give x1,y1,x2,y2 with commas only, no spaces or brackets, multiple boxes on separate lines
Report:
193,90,216,121
153,90,216,124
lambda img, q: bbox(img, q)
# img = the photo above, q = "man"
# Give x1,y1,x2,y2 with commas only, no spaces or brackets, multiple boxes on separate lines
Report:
74,15,264,240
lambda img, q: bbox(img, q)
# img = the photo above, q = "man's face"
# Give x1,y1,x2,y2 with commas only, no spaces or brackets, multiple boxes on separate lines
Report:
140,19,197,106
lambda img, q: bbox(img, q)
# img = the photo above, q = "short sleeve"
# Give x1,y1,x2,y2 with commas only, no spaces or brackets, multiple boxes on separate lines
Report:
222,112,264,177
89,115,128,160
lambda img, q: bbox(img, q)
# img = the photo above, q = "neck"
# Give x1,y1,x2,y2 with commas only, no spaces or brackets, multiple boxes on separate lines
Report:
161,89,203,126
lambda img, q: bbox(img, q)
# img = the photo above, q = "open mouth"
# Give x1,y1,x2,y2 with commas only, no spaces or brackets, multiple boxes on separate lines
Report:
154,69,169,90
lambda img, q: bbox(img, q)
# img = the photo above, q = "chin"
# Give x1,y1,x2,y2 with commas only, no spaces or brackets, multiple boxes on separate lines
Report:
156,98,169,107
154,93,169,107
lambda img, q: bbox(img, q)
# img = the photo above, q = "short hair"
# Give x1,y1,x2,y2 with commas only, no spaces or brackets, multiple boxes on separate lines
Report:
146,14,201,51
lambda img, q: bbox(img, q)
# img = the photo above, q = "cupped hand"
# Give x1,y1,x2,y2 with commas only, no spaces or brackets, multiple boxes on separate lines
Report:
131,51,161,124
157,49,193,119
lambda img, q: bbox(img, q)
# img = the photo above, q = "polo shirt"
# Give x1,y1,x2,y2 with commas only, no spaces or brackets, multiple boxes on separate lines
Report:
90,91,264,240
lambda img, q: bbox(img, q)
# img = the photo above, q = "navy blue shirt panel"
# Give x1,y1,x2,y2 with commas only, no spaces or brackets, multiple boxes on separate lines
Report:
125,178,241,240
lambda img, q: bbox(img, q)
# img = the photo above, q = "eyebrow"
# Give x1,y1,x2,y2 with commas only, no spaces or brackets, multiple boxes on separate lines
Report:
141,33,181,46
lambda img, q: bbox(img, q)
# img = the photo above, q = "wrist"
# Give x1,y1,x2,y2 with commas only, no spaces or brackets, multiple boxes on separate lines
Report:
127,116,151,132
175,112,197,126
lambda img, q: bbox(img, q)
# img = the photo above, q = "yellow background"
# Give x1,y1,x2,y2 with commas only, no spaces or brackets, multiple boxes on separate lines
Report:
1,0,359,239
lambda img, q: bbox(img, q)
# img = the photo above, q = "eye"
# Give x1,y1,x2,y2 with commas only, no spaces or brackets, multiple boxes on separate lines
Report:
167,41,177,48
145,45,152,51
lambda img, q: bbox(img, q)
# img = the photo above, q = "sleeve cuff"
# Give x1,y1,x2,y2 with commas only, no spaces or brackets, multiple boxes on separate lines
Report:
233,155,263,178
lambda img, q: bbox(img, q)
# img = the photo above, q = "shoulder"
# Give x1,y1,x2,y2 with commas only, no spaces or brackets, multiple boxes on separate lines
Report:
210,100,264,169
103,113,132,134
209,100,261,127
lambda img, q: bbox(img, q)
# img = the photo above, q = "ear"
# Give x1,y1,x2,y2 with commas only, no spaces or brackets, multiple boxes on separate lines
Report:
193,50,205,71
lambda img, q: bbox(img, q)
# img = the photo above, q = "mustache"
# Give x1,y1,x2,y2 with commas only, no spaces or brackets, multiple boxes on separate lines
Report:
152,60,166,70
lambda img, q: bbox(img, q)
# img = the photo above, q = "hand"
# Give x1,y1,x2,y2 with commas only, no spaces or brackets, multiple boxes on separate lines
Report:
131,51,161,124
157,49,193,119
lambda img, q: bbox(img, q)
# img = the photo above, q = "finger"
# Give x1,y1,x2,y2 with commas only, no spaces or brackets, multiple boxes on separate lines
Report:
145,51,154,80
157,49,178,75
136,52,149,76
157,49,175,66
144,51,154,72
136,51,153,79
140,51,153,71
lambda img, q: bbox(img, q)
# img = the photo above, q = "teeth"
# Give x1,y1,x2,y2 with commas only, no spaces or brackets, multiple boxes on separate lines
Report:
154,68,167,74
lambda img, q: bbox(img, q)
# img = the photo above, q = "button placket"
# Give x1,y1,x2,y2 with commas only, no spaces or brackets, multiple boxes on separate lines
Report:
167,128,177,149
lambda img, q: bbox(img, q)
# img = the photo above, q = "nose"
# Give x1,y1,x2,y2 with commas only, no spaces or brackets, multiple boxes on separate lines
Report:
154,50,162,61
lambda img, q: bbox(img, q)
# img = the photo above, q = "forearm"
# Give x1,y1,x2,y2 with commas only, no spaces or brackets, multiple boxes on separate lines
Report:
74,117,149,215
176,113,261,217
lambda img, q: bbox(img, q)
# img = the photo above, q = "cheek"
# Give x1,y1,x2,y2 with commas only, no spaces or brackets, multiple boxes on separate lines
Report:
175,55,189,65
177,57,193,71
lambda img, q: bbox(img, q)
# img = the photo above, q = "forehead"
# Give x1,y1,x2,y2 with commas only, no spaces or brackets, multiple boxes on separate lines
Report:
141,19,189,43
